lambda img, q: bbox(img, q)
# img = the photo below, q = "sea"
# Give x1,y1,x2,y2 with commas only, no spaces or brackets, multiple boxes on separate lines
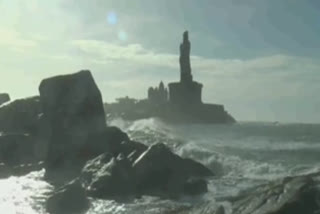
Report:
1,118,320,214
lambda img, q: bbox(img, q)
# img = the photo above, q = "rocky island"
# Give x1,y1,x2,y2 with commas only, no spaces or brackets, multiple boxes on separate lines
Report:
105,31,236,124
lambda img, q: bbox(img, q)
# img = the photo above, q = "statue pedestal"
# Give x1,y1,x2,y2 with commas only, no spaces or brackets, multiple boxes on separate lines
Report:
168,81,203,106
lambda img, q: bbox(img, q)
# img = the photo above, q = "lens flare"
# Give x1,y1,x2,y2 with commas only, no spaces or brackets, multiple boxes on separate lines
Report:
107,12,117,25
118,31,128,41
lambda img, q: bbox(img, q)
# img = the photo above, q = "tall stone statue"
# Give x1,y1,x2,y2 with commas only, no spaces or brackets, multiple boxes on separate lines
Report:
179,31,193,83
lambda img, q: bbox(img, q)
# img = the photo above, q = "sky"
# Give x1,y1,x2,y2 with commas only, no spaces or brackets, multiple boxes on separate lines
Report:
0,0,319,123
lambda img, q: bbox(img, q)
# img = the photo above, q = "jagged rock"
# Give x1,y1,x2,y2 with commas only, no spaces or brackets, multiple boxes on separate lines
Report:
0,93,10,106
120,140,148,163
133,143,213,198
39,70,106,178
81,153,135,199
46,179,90,214
80,143,211,200
0,96,42,133
232,174,320,214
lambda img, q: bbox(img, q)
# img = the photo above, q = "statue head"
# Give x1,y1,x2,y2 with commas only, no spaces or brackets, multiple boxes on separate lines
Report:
159,81,164,90
183,31,189,42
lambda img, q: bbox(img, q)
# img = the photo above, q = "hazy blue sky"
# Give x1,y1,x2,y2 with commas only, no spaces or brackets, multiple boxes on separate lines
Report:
0,0,319,122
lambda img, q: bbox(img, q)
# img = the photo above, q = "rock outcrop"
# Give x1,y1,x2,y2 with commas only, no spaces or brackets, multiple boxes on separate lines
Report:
0,93,10,106
0,132,44,178
0,96,42,133
80,143,212,200
0,96,46,178
232,173,320,214
0,133,39,165
133,143,212,198
39,70,107,178
46,179,90,214
81,153,135,199
0,70,215,213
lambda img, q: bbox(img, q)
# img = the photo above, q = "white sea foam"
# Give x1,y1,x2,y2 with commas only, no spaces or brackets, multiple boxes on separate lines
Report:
1,119,320,213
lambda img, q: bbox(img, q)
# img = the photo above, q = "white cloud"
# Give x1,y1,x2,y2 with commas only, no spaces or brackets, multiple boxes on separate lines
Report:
71,39,178,68
70,39,320,79
0,0,319,122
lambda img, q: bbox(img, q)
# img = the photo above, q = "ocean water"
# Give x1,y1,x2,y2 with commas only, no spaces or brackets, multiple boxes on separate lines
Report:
1,119,320,214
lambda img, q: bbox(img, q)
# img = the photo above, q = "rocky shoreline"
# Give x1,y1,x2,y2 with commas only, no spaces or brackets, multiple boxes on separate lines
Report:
0,70,213,214
1,70,320,214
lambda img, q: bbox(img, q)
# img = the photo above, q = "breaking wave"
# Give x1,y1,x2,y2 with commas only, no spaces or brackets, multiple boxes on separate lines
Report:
1,118,320,213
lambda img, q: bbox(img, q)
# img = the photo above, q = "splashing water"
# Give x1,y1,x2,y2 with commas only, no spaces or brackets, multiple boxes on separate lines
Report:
1,118,320,213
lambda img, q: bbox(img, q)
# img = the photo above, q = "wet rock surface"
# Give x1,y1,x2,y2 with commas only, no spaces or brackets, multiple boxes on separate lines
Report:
39,70,107,178
232,173,320,214
133,143,212,198
0,133,38,165
0,70,216,214
81,153,135,199
0,96,42,133
80,142,212,200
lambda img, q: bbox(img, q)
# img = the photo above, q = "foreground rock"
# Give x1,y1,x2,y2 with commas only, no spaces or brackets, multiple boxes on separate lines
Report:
133,143,212,198
0,133,44,177
83,126,132,158
232,173,320,214
0,70,214,212
0,133,36,165
0,93,10,106
46,179,90,214
0,96,41,133
81,153,135,199
39,70,107,179
81,143,213,200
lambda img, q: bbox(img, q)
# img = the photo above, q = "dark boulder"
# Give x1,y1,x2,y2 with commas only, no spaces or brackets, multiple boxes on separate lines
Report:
80,143,210,200
133,143,213,198
120,140,148,163
81,153,135,199
0,133,40,166
0,96,42,133
74,126,147,168
232,173,320,214
39,70,107,178
46,179,90,214
0,133,44,178
0,93,10,106
88,127,147,160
